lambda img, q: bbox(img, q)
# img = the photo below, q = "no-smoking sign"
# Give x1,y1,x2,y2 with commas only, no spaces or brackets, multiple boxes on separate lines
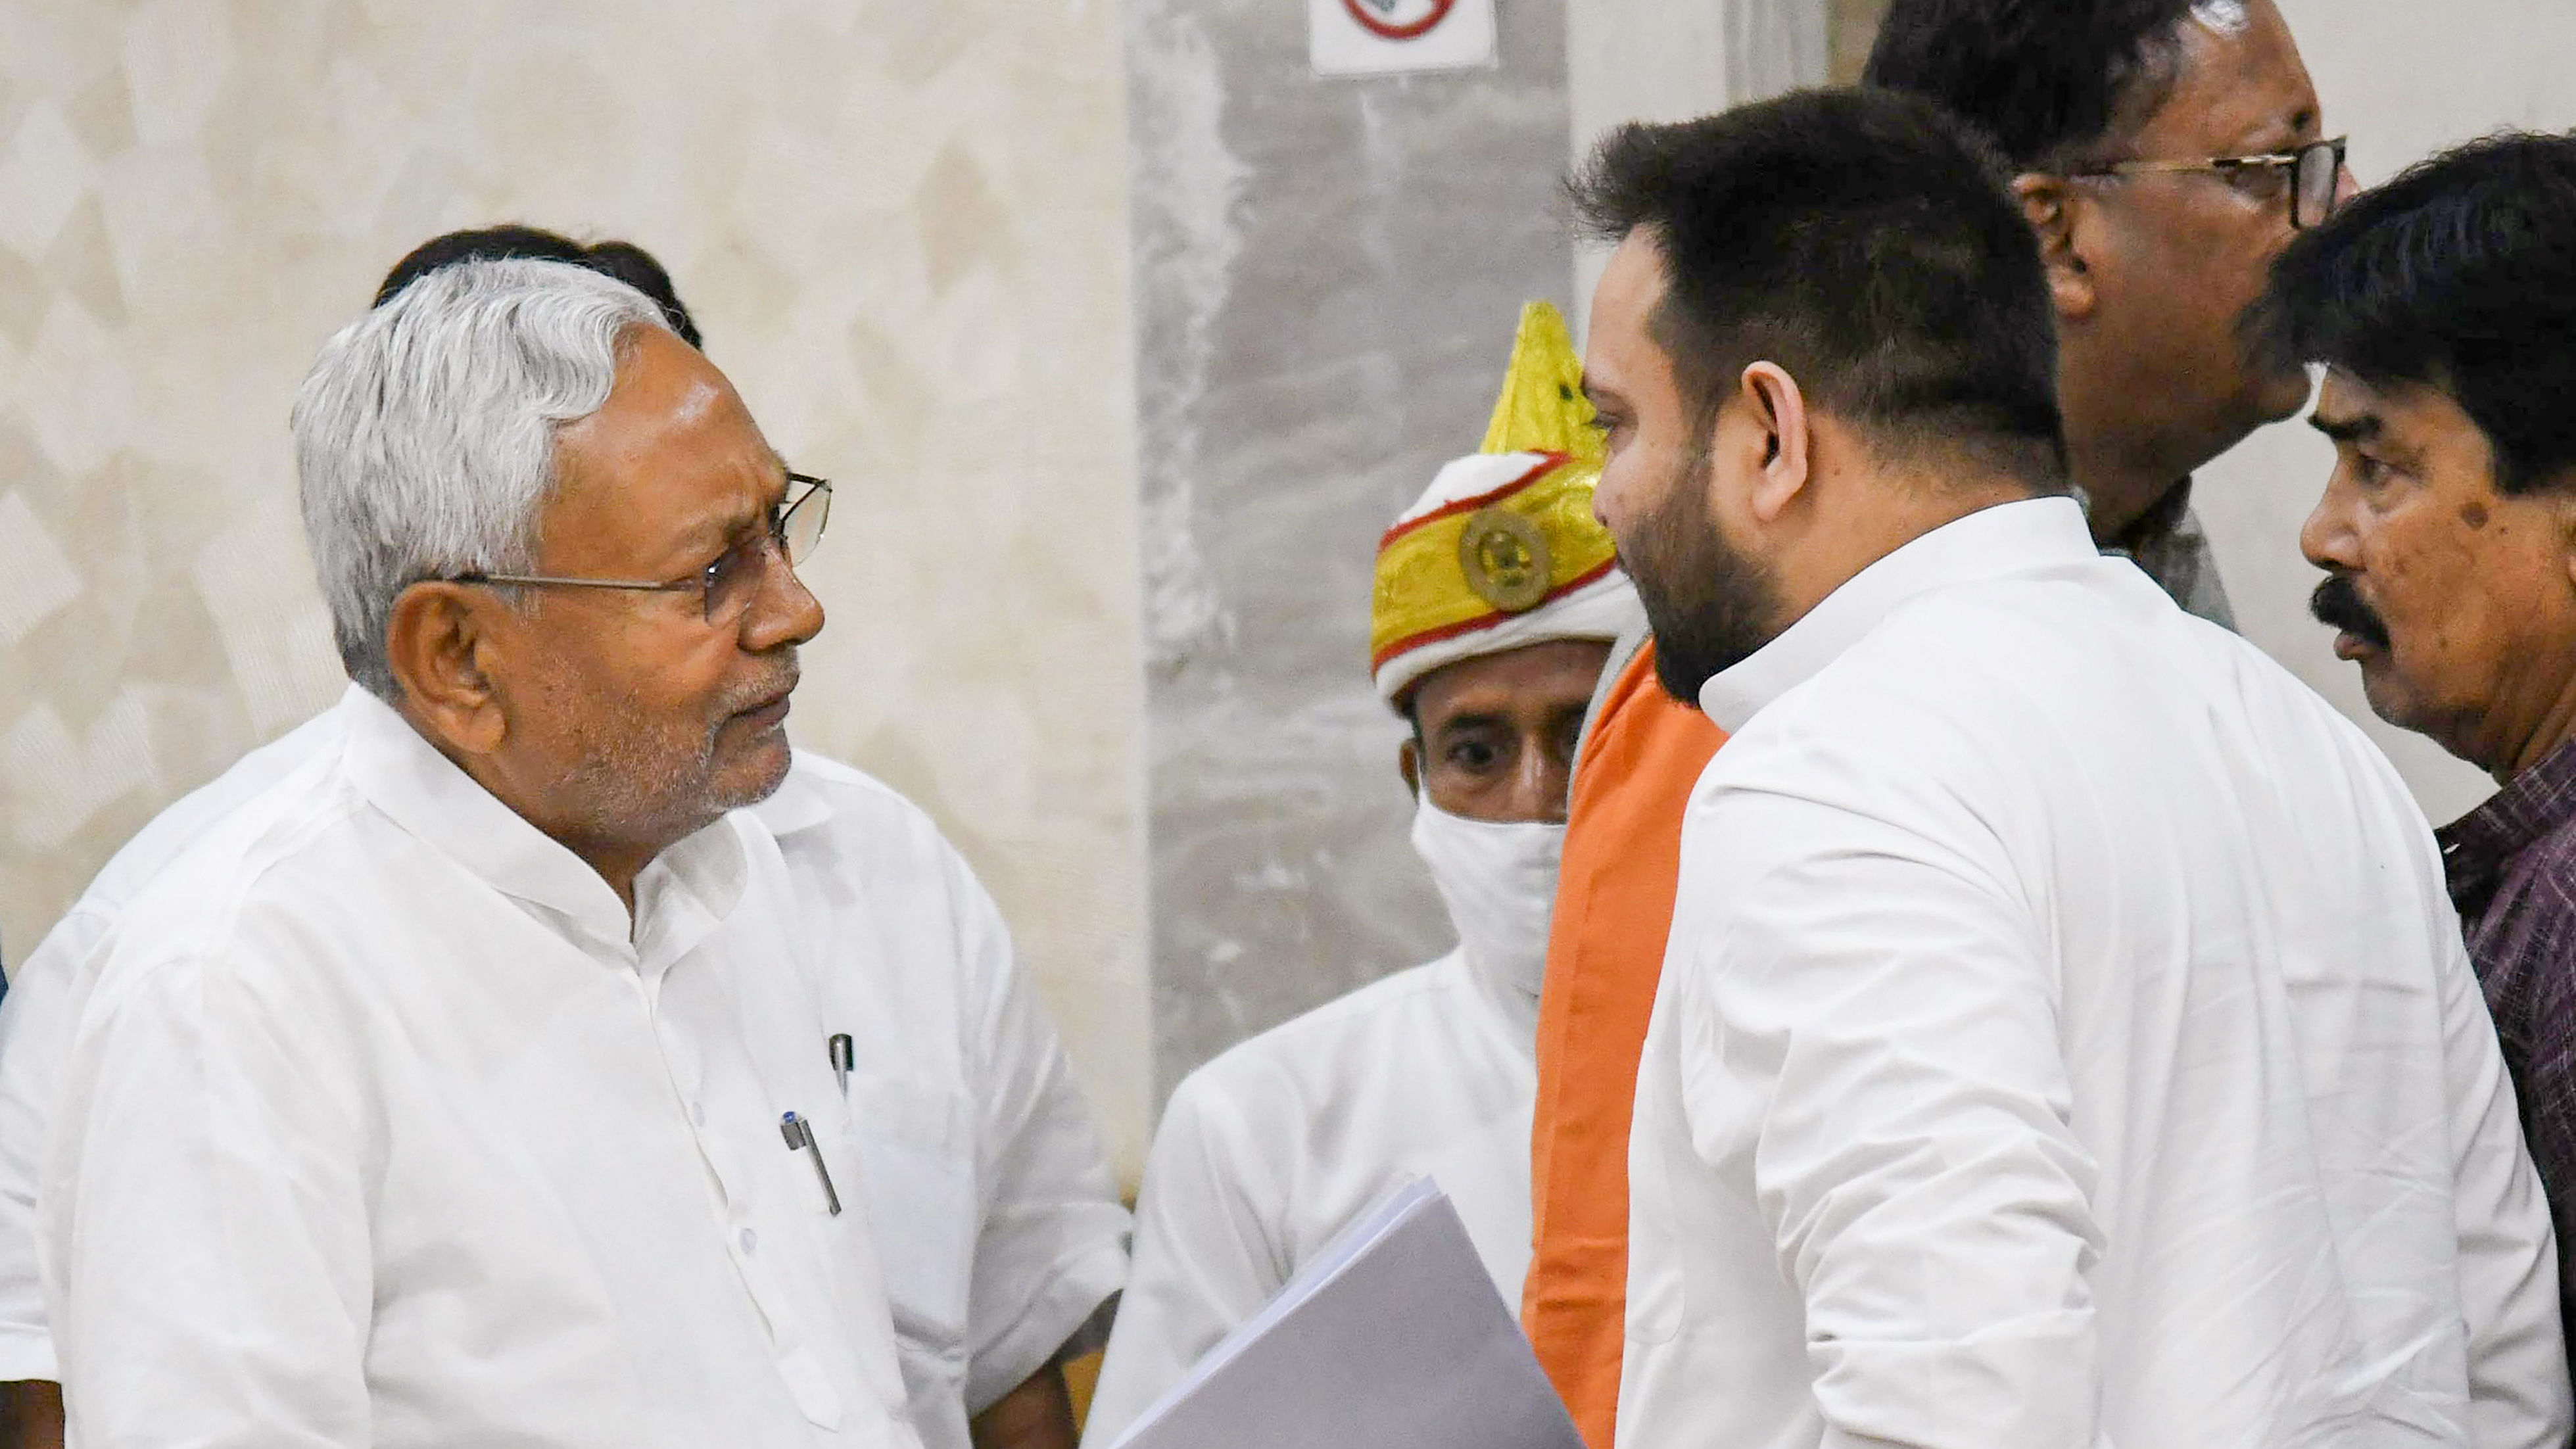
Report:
1343,0,1455,39
1310,0,1497,76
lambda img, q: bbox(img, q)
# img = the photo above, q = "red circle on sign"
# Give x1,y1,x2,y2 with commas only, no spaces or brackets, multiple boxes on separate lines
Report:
1342,0,1458,41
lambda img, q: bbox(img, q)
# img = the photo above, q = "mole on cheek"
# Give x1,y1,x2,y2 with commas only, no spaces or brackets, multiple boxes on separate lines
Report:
2461,502,2491,530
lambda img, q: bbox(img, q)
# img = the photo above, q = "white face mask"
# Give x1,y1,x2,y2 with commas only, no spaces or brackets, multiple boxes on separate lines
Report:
1409,794,1566,1009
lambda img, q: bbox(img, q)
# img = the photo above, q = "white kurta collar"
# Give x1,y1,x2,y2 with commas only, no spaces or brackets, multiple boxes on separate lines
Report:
1696,496,2095,732
338,687,748,950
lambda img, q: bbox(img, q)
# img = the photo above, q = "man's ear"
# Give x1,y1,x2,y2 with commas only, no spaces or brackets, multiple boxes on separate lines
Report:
1739,362,1813,526
385,582,509,757
1397,734,1421,798
2013,172,2097,323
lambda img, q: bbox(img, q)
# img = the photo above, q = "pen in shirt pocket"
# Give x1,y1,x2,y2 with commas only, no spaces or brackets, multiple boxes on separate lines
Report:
780,1112,842,1216
828,1033,855,1098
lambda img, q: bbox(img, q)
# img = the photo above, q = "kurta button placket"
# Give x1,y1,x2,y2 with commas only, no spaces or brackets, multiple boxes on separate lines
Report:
44,691,932,1445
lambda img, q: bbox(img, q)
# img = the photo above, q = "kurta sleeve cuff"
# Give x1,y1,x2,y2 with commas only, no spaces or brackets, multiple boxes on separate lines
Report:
964,1239,1128,1415
0,1323,55,1383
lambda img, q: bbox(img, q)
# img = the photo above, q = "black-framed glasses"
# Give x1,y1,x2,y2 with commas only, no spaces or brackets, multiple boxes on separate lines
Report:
451,473,830,626
2071,136,2348,230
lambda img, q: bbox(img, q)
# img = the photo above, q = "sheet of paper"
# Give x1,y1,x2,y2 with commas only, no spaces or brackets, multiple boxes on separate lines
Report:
1105,1177,1583,1449
1308,0,1499,78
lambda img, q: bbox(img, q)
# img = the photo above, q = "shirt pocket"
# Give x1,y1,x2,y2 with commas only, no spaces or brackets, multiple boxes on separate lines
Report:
850,1076,979,1360
1624,1109,1686,1347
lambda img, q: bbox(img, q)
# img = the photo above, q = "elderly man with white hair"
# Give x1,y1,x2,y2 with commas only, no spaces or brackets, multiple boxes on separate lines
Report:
37,259,955,1448
1082,305,1642,1442
0,235,1128,1449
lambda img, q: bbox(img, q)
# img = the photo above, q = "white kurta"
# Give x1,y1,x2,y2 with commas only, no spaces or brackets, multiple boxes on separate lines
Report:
755,755,1129,1446
0,690,1125,1449
1082,946,1537,1444
1618,496,2569,1449
23,688,1116,1449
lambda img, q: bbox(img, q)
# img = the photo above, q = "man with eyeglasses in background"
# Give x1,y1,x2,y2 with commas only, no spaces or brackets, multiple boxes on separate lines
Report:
9,250,1126,1449
1868,0,2353,619
1519,11,2358,1443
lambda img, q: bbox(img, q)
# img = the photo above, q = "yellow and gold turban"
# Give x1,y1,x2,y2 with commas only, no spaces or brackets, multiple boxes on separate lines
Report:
1371,301,1642,706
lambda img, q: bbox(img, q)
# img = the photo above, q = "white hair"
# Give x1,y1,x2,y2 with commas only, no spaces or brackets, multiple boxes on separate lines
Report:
291,258,671,699
2189,0,2251,35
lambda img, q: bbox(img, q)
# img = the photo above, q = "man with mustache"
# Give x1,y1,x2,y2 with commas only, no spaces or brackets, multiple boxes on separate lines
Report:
1584,89,2564,1448
2270,130,2576,1390
37,260,919,1447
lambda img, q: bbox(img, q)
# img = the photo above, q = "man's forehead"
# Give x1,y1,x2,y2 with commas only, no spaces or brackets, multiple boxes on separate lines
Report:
2312,368,2381,419
2141,0,2318,150
2312,369,2415,433
2328,368,2380,414
2314,369,2488,453
602,327,741,429
1583,235,1670,383
548,333,784,555
1414,640,1613,719
578,335,775,468
1596,232,1667,313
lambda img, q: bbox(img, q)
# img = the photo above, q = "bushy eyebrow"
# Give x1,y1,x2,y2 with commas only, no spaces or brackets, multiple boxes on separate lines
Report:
1430,710,1512,738
2309,410,2382,444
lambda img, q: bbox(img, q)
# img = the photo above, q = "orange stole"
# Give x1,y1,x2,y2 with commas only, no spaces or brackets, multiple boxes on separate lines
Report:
1521,640,1725,1449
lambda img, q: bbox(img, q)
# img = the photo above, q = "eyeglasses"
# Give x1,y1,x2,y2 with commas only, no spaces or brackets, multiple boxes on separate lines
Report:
2071,136,2348,230
450,473,831,626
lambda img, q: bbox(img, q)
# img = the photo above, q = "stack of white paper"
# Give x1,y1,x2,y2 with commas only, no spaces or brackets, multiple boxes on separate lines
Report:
1103,1177,1585,1449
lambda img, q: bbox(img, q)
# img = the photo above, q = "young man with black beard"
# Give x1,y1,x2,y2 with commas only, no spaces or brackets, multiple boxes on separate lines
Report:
1520,12,2360,1437
1583,89,2565,1449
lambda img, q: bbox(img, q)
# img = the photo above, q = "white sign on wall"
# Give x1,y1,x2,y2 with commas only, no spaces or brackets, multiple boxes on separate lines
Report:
1310,0,1500,78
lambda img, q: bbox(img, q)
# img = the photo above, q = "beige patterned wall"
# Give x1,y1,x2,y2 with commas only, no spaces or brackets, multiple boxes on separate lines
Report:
1563,0,1827,334
0,0,1152,1177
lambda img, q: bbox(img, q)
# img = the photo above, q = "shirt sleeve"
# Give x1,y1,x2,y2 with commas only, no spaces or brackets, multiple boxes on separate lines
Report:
2441,879,2576,1447
1682,772,2109,1449
1078,1070,1283,1446
0,907,101,1383
41,945,373,1448
948,844,1132,1416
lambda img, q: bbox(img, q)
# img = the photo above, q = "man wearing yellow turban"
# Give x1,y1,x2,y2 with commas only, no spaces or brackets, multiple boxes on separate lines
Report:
1084,306,1640,1442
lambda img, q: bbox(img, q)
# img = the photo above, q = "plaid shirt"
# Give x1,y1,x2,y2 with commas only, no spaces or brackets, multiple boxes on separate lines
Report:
2441,733,2576,1379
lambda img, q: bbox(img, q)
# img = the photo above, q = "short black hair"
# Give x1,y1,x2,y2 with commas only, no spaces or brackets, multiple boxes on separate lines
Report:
2256,131,2576,496
1569,87,2066,483
1863,0,2198,169
373,226,705,350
